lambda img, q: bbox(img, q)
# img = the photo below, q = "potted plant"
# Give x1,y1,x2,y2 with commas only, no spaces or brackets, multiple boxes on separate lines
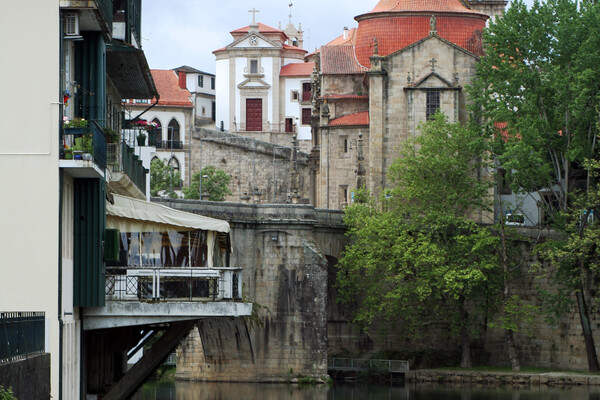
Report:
63,143,73,160
81,133,93,159
103,127,120,144
137,132,147,146
63,117,89,134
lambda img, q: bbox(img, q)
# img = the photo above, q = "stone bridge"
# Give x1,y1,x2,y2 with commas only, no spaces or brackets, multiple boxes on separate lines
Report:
155,199,353,381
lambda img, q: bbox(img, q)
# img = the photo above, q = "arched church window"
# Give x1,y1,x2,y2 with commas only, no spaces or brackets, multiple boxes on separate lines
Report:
169,157,180,172
168,119,181,149
426,90,440,120
150,118,162,147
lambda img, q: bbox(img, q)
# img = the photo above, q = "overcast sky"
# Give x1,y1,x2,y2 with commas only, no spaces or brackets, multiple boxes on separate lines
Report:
140,0,533,74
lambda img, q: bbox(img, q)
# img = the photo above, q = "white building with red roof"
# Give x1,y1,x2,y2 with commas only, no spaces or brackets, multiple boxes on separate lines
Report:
124,69,194,189
213,17,314,146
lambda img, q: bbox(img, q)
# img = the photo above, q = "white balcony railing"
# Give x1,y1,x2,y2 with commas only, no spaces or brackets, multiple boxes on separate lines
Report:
105,267,242,302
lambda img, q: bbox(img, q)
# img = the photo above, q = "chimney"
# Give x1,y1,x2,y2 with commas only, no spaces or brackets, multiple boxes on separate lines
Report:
177,71,186,90
343,26,349,40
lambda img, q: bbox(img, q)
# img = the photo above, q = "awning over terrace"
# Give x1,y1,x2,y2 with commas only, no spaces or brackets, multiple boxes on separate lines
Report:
106,194,230,234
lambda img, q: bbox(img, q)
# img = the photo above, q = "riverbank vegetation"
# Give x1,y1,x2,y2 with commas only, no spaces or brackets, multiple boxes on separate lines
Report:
338,0,600,374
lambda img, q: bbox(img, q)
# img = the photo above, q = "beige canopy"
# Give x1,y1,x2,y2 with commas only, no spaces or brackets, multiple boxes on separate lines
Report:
106,194,230,234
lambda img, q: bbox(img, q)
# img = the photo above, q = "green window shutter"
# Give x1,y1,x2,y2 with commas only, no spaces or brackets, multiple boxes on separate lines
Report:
104,229,120,261
73,178,106,307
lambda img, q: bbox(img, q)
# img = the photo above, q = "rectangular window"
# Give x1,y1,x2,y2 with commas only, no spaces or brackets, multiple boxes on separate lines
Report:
301,108,311,125
344,139,348,153
302,82,312,102
250,59,258,74
211,76,215,90
291,90,299,101
426,90,440,120
198,75,203,87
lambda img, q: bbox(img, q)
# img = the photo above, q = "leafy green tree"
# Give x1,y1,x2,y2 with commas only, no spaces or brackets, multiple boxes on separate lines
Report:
337,114,500,368
0,386,16,400
150,158,181,198
536,160,600,371
183,165,232,201
470,0,600,220
470,0,600,371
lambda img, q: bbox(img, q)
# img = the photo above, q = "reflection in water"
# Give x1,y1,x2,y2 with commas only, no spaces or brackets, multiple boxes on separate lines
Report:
132,381,600,400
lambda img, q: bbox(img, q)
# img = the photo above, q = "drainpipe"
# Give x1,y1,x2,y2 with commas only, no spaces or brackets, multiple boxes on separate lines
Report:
58,14,65,400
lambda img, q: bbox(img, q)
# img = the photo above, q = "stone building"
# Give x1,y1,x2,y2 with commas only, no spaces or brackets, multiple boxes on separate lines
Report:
310,0,507,210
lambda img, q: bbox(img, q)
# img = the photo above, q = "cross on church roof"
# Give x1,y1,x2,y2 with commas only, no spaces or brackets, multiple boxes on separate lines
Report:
289,3,293,24
429,57,437,72
249,8,260,24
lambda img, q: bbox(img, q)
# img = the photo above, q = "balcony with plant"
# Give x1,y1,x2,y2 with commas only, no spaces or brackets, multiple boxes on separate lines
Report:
62,118,107,170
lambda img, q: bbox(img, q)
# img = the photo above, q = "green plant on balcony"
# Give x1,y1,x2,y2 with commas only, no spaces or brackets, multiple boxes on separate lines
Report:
72,134,93,155
103,127,120,144
64,117,89,129
137,132,147,146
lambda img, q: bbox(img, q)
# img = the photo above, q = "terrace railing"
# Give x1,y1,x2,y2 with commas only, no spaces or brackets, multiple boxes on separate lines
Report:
105,267,243,302
0,312,45,363
107,141,147,194
62,120,107,170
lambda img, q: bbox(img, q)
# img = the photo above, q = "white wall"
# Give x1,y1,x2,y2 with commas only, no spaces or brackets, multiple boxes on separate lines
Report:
215,59,230,130
283,77,311,140
0,3,60,399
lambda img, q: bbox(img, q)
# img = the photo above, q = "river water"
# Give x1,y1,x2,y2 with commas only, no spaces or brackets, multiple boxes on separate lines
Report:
132,381,600,399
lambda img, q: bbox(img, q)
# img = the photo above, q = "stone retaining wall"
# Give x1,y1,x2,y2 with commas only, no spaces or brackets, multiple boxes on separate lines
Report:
407,369,600,386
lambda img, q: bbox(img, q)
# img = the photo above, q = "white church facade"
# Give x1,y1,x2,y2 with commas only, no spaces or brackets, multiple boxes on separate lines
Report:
213,11,314,147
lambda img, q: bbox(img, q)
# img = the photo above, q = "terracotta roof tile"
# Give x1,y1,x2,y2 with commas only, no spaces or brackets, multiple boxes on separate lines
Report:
173,65,214,76
325,28,358,46
231,22,287,36
366,0,481,14
353,14,486,67
329,111,369,126
280,62,315,77
321,46,368,75
282,43,308,53
150,70,193,108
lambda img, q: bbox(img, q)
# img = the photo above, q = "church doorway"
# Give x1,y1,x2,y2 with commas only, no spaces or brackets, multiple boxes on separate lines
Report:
246,98,262,131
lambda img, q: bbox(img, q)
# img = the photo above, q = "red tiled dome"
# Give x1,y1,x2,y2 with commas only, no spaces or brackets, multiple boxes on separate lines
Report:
354,0,488,67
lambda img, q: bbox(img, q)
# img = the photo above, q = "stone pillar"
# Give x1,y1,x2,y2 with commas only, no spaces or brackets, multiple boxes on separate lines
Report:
367,55,386,199
320,101,331,209
356,133,365,191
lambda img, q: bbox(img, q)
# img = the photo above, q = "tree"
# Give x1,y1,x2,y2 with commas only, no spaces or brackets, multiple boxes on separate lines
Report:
337,114,501,368
183,165,232,201
536,160,600,371
469,0,600,371
150,158,181,198
470,0,600,220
